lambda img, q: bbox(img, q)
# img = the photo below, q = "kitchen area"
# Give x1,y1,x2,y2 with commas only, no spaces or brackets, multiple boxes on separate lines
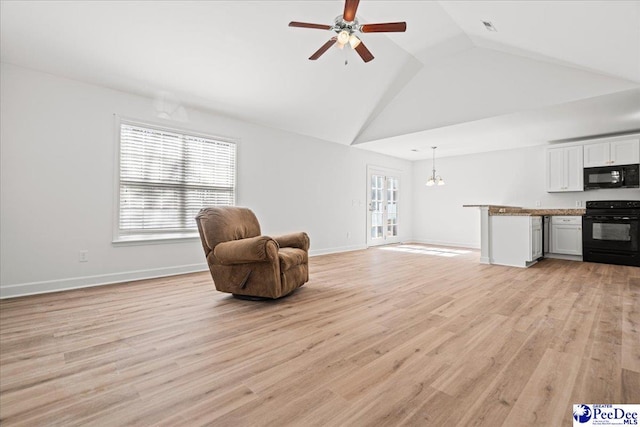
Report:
464,134,640,268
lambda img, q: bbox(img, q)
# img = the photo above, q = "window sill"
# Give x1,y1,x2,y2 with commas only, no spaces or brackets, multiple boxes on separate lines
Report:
112,233,200,246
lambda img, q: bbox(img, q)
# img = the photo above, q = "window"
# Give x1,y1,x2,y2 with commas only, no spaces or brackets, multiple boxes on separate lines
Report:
115,120,236,242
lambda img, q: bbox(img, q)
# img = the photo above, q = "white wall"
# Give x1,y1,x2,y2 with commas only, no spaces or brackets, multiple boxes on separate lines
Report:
412,144,639,249
0,63,413,298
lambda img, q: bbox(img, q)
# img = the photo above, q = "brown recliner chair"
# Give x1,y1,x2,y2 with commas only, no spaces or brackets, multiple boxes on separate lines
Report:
195,206,310,299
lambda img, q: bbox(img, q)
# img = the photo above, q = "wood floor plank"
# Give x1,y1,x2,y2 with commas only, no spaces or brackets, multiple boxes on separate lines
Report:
621,368,640,402
1,245,638,426
622,274,640,372
501,349,581,427
454,316,565,426
329,326,454,401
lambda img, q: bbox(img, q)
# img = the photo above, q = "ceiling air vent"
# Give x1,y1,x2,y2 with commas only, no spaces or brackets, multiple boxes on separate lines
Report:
482,21,497,32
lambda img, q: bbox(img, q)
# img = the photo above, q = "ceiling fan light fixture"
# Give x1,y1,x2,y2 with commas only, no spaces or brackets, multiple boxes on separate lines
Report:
337,30,350,45
348,34,361,49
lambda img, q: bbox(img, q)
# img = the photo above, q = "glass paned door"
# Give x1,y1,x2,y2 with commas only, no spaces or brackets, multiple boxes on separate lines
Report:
367,168,400,247
387,177,398,238
370,174,384,240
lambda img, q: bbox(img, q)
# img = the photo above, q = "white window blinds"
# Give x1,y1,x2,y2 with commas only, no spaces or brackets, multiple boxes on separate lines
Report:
117,122,236,239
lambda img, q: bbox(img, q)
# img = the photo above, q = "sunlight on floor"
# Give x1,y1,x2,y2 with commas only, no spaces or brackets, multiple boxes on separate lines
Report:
379,244,472,257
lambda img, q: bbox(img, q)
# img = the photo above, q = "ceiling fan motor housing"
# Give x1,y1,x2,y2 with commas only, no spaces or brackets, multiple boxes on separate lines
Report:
333,15,361,34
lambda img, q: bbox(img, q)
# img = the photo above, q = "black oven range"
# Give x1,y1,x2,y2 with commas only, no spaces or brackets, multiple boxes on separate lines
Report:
582,200,640,267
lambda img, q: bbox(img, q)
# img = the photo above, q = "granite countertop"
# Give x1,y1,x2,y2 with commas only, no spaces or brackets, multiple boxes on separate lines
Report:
463,205,585,216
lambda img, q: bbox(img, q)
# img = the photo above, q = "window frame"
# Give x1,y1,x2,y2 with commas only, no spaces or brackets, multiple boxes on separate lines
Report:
112,116,238,245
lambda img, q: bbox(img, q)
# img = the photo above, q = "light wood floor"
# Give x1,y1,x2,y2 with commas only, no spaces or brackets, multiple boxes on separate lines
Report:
1,244,638,426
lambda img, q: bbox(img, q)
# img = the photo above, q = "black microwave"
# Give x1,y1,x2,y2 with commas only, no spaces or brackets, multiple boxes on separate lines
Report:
584,163,639,190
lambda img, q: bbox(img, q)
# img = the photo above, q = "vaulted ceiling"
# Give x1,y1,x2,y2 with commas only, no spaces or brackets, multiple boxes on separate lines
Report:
2,1,639,159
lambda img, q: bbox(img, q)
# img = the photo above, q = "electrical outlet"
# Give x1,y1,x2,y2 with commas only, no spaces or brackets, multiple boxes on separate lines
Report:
79,250,89,263
347,232,351,239
575,200,582,207
535,201,541,207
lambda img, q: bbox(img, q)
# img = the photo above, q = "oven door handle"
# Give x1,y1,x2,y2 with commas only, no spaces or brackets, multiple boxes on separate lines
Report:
584,215,638,221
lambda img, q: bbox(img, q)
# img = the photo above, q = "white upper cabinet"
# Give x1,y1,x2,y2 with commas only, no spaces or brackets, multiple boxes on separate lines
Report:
583,138,640,167
611,139,640,165
583,142,610,167
547,148,565,191
547,145,584,192
565,146,584,190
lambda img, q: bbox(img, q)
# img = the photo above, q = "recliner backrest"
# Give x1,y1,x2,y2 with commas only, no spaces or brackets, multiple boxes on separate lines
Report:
195,207,262,252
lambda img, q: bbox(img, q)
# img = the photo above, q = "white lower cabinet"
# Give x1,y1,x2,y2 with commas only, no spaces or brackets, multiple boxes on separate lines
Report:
549,216,583,256
490,215,542,268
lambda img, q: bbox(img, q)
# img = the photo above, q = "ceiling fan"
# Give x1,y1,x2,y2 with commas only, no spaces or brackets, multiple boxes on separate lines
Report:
289,0,407,63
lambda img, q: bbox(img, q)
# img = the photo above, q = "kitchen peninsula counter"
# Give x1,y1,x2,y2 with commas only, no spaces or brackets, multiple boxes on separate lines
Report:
463,204,585,216
464,204,585,266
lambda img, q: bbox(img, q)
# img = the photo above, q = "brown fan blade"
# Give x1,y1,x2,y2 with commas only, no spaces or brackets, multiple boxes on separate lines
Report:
343,0,360,22
360,22,407,33
354,41,374,63
309,37,337,60
289,21,332,30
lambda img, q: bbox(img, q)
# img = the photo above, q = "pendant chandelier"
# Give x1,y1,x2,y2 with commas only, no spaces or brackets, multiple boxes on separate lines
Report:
425,146,445,186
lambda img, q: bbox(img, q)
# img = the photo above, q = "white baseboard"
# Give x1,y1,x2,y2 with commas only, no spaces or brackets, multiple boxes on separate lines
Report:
489,259,538,269
408,239,480,250
0,263,209,299
309,244,367,257
3,242,434,299
0,244,371,299
544,253,583,262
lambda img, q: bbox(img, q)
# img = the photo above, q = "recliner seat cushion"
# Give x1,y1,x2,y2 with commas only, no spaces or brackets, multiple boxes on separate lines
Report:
278,247,307,271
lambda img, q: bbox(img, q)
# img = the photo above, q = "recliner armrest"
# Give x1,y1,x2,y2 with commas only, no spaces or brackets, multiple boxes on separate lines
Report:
274,232,310,251
214,236,279,265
